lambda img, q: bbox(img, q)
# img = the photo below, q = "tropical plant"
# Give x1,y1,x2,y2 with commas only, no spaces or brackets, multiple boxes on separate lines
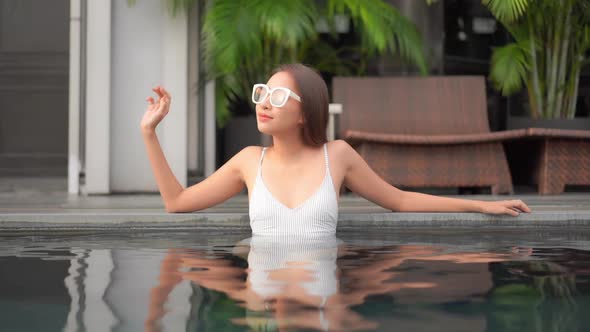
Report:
131,0,429,126
483,0,590,119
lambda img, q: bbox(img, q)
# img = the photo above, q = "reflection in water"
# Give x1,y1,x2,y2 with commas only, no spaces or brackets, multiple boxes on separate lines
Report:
146,234,366,331
144,235,540,332
486,250,588,332
1,233,590,331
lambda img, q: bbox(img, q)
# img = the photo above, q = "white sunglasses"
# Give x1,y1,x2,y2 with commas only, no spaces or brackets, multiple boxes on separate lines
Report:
252,83,301,108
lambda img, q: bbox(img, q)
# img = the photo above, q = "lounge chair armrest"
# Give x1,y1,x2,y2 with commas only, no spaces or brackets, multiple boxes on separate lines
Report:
525,128,590,139
344,129,528,145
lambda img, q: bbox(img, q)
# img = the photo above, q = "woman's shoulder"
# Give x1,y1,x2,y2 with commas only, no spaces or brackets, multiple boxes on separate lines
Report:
224,146,264,178
240,145,264,152
327,140,357,171
235,145,264,160
233,146,268,167
327,139,354,157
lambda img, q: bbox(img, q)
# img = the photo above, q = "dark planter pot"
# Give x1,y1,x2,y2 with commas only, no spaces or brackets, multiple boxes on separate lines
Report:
217,98,260,168
221,114,259,165
507,116,590,130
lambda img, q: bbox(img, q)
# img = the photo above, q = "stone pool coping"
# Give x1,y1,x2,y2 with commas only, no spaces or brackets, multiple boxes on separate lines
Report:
1,192,590,232
2,212,590,233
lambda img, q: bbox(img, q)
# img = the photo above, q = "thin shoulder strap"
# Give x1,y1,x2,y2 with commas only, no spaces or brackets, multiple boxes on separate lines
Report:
323,143,330,172
258,147,267,169
319,296,329,331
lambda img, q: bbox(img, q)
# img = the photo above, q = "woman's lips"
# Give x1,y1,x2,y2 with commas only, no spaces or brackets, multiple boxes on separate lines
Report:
258,114,273,122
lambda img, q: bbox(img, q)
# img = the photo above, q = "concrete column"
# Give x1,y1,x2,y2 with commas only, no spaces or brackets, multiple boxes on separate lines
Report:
84,0,111,194
204,80,216,176
160,5,188,188
108,0,188,192
68,0,81,194
187,3,200,176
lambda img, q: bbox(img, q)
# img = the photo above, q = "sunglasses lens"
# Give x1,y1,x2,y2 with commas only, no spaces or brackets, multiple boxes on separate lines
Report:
270,89,288,106
253,86,267,103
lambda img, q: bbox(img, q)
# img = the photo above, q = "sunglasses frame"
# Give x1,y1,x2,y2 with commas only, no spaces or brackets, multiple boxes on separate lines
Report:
252,83,301,108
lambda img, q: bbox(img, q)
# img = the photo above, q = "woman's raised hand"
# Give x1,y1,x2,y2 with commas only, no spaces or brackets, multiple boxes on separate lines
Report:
141,86,171,133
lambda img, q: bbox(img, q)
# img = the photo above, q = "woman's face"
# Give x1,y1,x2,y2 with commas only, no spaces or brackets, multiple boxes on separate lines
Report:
255,71,304,136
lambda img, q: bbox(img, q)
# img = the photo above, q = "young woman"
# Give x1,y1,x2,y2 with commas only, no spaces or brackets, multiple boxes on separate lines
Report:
141,63,531,235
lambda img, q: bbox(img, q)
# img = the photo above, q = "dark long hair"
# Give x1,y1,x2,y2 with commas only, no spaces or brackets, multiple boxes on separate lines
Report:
271,64,328,147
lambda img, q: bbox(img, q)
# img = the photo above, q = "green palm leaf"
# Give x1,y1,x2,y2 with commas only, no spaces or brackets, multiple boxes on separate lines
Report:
490,42,530,96
251,0,318,50
482,0,531,24
328,0,428,74
202,0,263,76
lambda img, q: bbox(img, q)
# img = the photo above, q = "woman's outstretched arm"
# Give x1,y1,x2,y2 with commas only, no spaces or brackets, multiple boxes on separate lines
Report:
141,86,247,213
336,140,531,216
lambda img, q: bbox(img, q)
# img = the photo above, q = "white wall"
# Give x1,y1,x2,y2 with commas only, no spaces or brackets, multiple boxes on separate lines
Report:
110,0,187,192
187,3,200,174
84,0,188,193
84,0,111,193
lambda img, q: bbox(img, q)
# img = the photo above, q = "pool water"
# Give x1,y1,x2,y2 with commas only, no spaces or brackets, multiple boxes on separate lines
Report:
1,230,589,332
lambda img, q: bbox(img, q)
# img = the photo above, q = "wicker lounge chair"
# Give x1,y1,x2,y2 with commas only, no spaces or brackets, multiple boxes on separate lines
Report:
504,128,590,195
332,76,525,195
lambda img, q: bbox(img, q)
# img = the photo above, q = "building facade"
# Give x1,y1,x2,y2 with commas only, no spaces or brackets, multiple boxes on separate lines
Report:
0,0,216,194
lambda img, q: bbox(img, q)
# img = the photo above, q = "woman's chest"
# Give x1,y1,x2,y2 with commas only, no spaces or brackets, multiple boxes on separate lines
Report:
245,159,343,207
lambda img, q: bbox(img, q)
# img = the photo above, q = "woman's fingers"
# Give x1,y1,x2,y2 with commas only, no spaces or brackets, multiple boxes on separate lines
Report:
152,86,164,98
160,97,169,114
507,200,531,213
161,87,172,101
146,87,171,118
150,86,172,108
505,207,519,216
482,200,530,216
515,200,531,213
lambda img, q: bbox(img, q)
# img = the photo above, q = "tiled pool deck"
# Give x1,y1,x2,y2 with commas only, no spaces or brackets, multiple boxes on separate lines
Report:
2,177,590,232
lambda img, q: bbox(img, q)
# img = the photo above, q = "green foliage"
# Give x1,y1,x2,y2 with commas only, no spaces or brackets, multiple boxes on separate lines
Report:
490,43,530,96
484,0,590,119
201,0,320,125
326,0,427,72
206,0,429,126
130,0,429,126
482,0,530,24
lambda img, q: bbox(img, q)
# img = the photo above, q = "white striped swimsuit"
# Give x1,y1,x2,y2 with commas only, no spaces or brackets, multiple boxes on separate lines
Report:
249,143,339,236
240,234,340,331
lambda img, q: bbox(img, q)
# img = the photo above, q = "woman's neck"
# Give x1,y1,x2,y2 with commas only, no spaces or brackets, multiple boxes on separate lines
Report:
268,132,310,163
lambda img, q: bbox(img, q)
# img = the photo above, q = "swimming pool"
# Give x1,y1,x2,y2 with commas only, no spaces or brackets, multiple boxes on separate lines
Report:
1,229,589,331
